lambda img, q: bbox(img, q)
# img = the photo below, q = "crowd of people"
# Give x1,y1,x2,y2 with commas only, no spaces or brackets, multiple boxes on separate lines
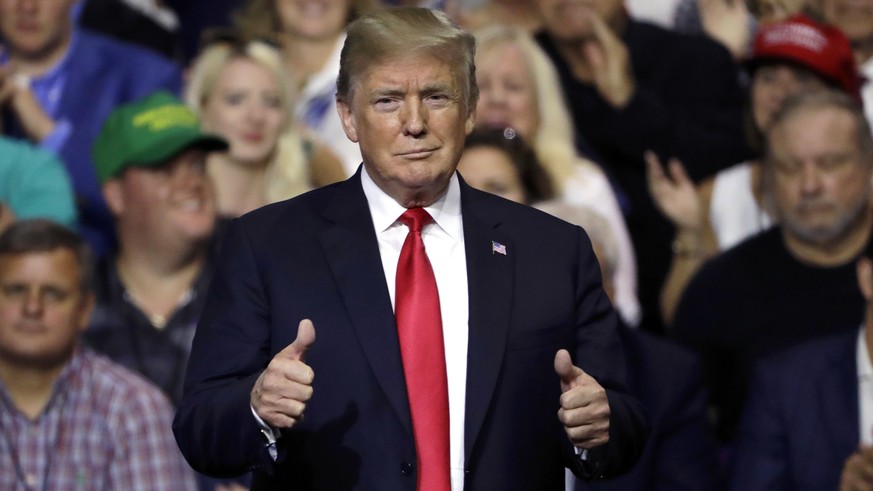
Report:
2,0,873,490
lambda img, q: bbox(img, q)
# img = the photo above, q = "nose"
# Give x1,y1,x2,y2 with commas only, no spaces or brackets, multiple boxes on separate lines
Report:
402,100,427,137
22,289,43,318
799,162,822,195
245,100,266,125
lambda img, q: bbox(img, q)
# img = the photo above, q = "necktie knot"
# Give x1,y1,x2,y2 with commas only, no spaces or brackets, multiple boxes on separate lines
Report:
399,208,433,233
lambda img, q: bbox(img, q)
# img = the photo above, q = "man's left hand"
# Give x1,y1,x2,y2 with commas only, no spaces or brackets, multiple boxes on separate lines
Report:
555,349,610,449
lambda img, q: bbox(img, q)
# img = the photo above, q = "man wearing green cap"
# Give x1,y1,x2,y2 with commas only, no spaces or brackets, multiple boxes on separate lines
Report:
83,91,248,490
84,89,224,401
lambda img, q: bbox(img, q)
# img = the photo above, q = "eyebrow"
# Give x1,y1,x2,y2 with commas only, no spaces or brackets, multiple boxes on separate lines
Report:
368,82,456,99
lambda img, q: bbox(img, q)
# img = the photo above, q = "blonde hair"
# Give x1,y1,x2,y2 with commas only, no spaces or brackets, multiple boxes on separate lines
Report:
474,25,599,191
185,40,311,202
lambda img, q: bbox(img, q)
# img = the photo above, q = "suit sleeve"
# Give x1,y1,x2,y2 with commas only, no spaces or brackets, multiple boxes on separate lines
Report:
566,226,650,480
173,219,280,476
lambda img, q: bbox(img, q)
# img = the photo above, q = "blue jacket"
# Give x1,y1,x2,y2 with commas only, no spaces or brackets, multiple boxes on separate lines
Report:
730,327,860,490
2,29,182,256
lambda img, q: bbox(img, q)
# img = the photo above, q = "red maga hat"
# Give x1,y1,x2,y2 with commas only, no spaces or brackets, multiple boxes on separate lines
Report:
749,13,861,100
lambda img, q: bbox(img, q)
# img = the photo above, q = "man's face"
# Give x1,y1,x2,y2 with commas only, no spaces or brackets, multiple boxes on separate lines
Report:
537,0,625,41
0,0,76,60
823,0,873,48
337,55,474,207
0,249,92,369
767,107,873,247
105,148,215,248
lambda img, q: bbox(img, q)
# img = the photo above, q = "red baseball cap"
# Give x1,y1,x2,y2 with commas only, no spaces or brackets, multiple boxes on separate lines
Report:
749,14,861,100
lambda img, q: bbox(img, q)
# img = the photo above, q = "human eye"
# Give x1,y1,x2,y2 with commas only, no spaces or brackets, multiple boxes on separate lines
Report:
42,287,69,303
223,92,246,105
373,96,400,111
817,153,853,171
262,93,282,109
425,92,452,108
0,284,26,298
773,158,800,177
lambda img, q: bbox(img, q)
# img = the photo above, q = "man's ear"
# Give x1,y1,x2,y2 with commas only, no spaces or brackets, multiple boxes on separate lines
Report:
465,105,476,135
102,180,124,216
336,96,359,143
857,257,873,302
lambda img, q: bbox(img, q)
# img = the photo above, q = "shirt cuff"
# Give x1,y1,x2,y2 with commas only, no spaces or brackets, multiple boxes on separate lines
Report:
250,404,280,461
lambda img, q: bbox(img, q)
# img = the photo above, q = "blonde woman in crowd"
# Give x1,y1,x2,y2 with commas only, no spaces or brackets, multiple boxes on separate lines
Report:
186,37,345,217
474,24,641,326
234,0,379,175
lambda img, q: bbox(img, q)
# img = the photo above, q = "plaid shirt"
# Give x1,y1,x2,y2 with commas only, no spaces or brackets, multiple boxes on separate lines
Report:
0,347,198,491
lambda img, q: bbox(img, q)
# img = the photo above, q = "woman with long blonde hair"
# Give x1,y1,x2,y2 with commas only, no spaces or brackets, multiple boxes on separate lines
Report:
186,38,345,217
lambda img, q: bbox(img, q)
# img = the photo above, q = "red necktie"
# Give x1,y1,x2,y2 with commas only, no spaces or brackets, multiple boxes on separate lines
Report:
395,208,451,491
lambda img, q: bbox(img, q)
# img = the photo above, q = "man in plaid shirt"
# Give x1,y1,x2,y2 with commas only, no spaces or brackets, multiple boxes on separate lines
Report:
0,219,197,491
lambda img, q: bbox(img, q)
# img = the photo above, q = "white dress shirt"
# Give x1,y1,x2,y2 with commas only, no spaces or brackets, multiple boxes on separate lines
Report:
361,166,470,491
857,326,873,446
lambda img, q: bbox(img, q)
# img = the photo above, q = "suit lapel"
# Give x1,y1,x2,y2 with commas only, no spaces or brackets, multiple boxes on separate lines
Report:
318,174,413,437
819,332,860,459
460,184,515,462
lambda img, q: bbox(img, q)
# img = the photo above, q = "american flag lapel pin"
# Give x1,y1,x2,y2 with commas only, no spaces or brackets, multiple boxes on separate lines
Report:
491,240,507,255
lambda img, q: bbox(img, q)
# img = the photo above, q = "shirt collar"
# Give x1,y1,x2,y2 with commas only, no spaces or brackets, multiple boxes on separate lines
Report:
360,165,463,240
857,325,872,380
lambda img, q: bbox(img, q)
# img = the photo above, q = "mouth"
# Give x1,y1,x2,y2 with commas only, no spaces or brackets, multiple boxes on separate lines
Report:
298,1,329,18
15,322,47,334
241,132,265,144
398,149,437,160
174,197,208,213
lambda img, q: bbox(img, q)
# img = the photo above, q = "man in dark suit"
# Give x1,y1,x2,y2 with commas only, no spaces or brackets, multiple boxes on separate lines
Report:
729,232,873,489
173,7,648,490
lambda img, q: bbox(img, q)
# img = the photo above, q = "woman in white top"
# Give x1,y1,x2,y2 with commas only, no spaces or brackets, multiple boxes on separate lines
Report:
473,25,641,326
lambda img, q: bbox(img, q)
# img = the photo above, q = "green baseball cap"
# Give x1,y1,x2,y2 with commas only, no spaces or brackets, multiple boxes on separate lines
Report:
93,91,228,183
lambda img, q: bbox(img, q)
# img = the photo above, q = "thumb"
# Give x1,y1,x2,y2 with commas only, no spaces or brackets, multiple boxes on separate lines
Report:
554,349,583,390
280,319,316,362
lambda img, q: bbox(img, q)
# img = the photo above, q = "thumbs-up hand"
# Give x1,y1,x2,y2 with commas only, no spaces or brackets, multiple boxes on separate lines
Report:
251,319,316,429
555,349,611,449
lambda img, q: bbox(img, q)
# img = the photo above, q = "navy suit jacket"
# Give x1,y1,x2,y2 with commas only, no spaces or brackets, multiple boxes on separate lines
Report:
173,172,648,490
729,327,860,490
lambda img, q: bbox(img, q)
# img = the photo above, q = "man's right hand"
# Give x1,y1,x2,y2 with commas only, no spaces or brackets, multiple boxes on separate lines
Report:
251,319,316,429
841,445,873,490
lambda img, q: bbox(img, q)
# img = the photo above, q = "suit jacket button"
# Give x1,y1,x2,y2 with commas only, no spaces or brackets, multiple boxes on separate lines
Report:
400,462,414,476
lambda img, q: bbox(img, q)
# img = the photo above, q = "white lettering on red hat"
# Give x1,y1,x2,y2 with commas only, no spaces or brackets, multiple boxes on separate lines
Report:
763,23,827,53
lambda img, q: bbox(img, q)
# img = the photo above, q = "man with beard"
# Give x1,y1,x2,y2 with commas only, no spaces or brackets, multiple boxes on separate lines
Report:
672,89,873,445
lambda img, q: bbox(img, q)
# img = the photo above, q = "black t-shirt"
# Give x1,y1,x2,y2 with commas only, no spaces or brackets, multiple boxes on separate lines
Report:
672,227,864,442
